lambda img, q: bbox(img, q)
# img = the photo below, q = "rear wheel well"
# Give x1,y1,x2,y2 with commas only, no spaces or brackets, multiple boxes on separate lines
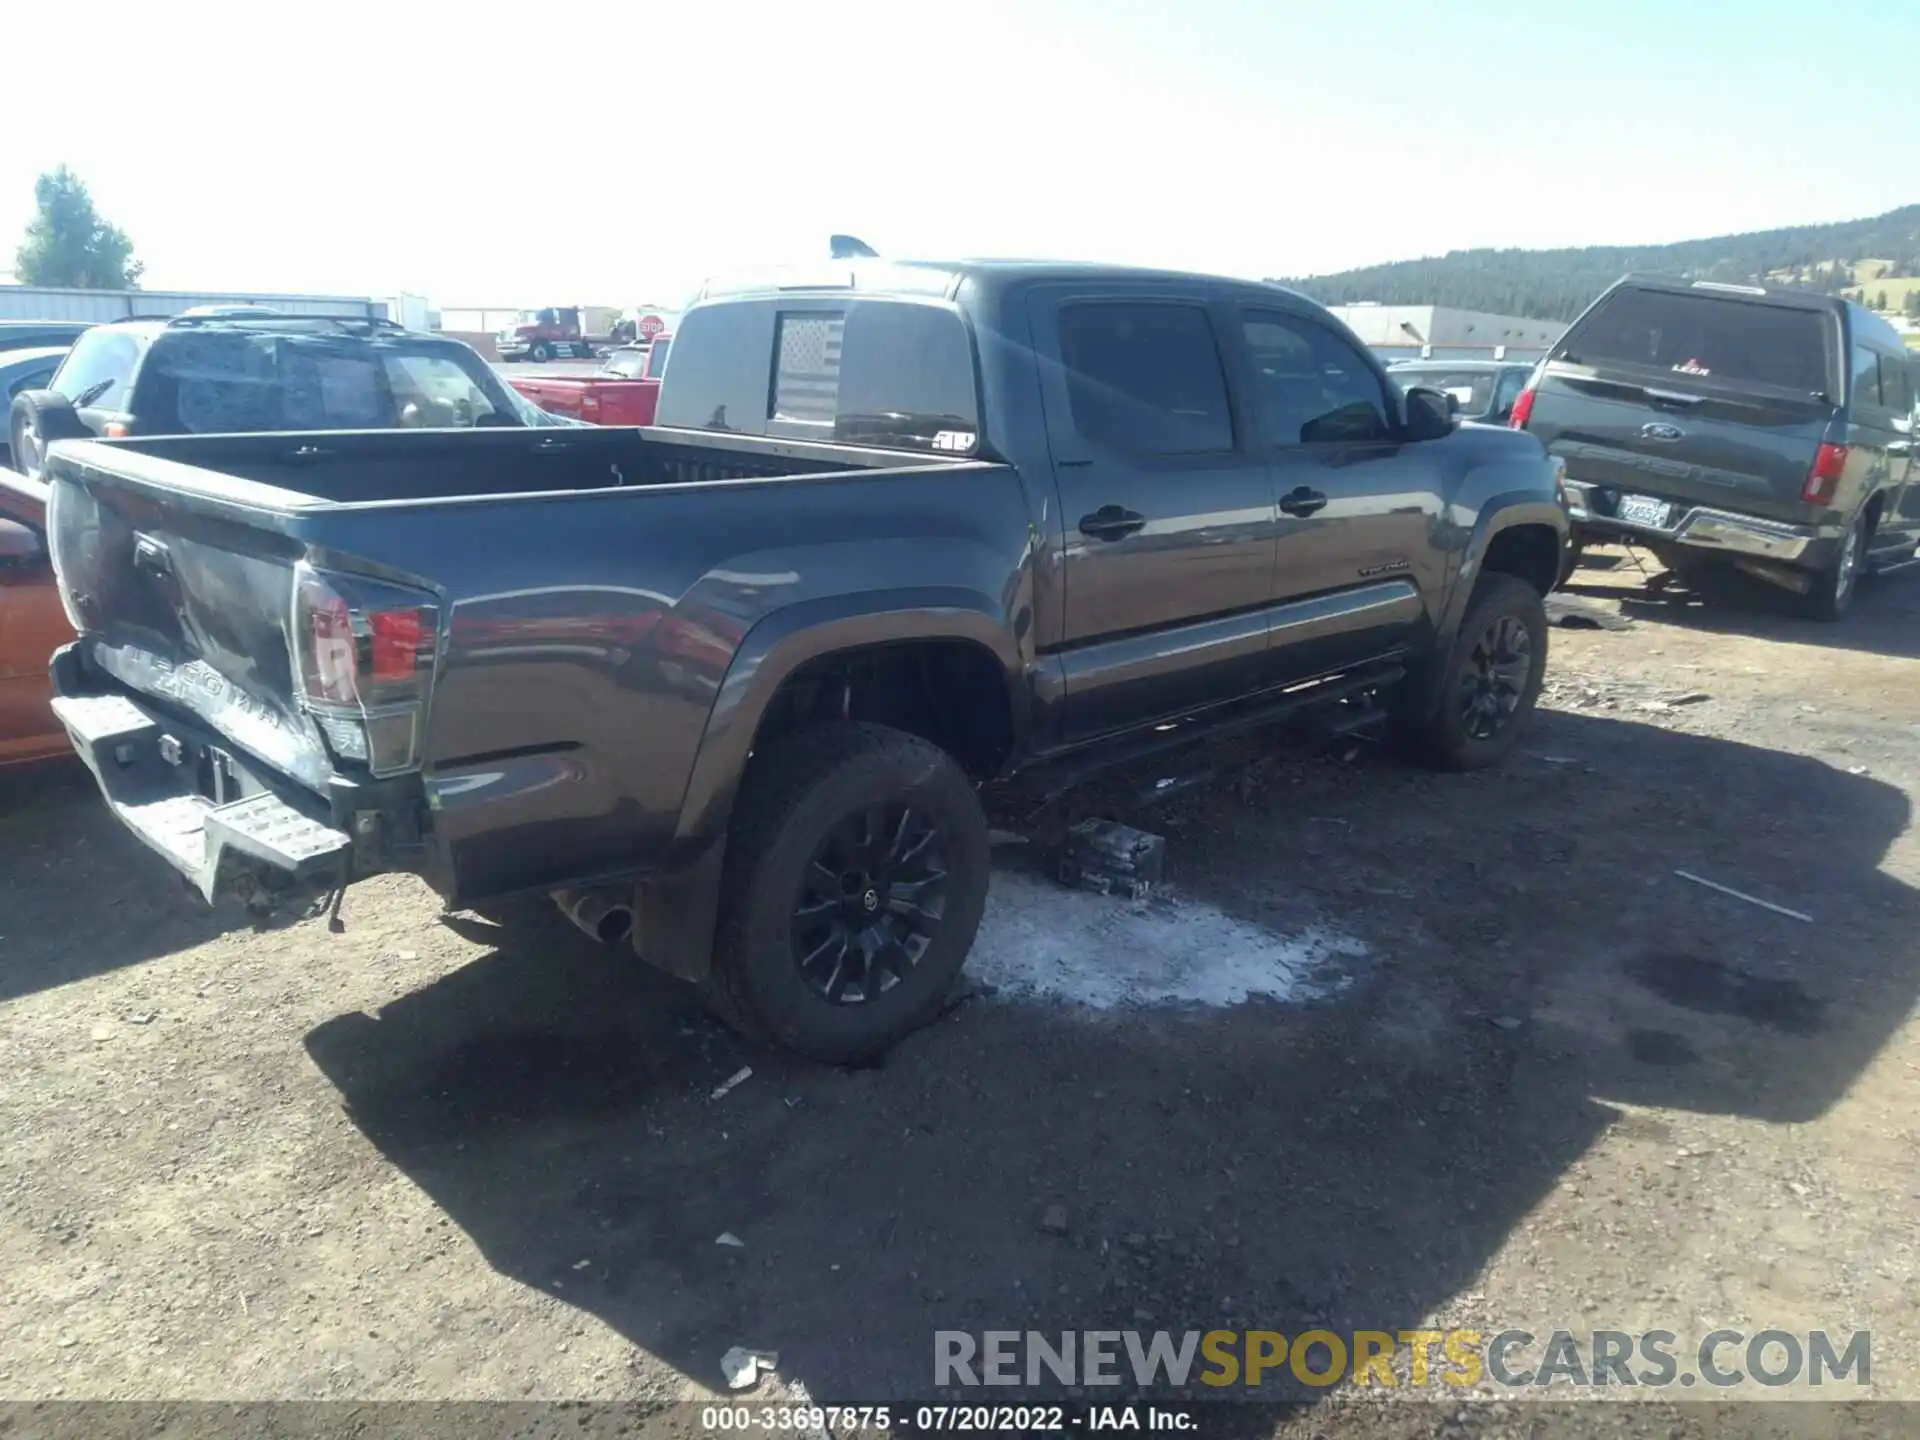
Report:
1481,523,1561,598
752,640,1015,782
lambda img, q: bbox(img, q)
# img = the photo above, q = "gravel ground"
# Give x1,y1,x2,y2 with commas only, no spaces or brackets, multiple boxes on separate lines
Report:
3,548,1918,1433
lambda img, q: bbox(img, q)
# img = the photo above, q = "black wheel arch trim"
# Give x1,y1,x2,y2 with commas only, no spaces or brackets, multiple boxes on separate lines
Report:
1442,493,1568,644
669,588,1030,855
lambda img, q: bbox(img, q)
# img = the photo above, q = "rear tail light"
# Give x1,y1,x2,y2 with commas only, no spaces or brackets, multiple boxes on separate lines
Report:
1803,443,1848,504
1509,386,1538,430
292,565,439,777
369,608,427,680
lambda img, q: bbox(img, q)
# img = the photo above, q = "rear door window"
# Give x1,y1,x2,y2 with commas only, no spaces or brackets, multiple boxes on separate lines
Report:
1560,288,1834,397
381,353,502,427
1056,301,1234,455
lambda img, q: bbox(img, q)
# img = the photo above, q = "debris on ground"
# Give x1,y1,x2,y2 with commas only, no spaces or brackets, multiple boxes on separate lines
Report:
1671,692,1712,706
1138,770,1214,806
1544,594,1635,630
720,1346,779,1390
1673,869,1813,923
716,1232,745,1248
1056,818,1166,899
1041,1205,1069,1236
710,1066,753,1101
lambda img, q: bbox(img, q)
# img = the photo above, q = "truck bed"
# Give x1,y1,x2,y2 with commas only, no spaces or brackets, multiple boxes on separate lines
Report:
100,423,941,507
42,424,1027,904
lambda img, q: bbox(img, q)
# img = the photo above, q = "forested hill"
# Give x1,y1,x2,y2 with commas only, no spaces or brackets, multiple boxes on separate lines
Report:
1281,205,1920,322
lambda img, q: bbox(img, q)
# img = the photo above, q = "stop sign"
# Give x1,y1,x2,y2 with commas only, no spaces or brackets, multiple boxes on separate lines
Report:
637,314,666,339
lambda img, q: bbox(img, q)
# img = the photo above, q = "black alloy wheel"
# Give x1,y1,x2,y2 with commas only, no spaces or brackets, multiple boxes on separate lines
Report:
1458,612,1533,741
791,802,949,1004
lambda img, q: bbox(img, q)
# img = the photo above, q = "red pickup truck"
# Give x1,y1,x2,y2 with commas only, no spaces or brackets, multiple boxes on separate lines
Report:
504,338,670,426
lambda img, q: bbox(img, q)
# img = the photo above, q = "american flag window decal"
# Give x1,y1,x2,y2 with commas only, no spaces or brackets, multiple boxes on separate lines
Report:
772,312,846,427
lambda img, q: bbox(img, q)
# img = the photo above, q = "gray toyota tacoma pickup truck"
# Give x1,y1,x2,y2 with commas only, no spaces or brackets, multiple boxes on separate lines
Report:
38,259,1568,1061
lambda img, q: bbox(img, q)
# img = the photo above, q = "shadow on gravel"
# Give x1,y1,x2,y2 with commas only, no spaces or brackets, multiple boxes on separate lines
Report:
1563,556,1920,661
303,711,1920,1402
0,758,239,1001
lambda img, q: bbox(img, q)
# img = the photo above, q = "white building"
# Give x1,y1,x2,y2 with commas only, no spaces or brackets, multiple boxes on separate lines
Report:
1325,303,1566,363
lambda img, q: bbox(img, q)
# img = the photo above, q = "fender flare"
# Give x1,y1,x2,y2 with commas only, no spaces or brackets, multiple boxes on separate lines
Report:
630,590,1024,986
1440,493,1569,643
670,586,1027,856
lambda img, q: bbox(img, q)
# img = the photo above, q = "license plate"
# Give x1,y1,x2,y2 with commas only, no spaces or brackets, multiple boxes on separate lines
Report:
1616,494,1672,528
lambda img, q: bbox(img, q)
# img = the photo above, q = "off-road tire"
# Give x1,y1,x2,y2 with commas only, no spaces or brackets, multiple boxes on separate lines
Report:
1392,573,1548,771
1556,537,1585,590
707,722,991,1064
1802,507,1870,622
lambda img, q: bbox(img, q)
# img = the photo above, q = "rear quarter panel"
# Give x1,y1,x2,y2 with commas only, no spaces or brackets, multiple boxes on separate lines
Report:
296,463,1038,902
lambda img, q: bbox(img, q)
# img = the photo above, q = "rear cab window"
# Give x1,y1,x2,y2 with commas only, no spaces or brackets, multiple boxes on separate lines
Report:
1558,287,1837,399
657,298,980,455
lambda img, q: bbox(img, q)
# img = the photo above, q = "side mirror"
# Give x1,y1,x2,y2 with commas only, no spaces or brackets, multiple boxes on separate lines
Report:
1403,386,1456,442
0,516,47,567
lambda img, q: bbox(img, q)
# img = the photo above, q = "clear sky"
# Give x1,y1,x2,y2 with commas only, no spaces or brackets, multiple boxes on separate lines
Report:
5,0,1916,311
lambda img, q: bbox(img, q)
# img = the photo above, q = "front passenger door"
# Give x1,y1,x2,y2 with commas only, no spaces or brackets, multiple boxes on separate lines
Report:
1235,307,1451,683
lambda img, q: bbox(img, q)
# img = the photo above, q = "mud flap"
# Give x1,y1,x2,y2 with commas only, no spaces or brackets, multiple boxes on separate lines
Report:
630,838,727,982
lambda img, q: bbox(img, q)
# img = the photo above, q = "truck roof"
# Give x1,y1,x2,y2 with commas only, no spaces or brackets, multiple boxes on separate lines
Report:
697,257,1316,308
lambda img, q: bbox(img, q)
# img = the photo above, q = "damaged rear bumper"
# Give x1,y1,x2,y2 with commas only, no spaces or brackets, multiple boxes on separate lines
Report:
51,687,351,903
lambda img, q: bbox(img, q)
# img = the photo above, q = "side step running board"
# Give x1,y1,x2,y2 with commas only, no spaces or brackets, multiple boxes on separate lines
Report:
1018,664,1405,801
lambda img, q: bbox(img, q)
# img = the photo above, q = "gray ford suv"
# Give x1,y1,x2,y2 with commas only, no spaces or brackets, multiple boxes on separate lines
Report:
1513,275,1919,619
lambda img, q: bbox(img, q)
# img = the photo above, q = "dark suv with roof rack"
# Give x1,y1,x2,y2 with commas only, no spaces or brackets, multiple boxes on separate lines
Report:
1513,275,1919,619
7,309,565,483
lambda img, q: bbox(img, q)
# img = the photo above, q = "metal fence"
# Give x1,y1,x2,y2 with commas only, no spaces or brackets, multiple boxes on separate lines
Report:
0,286,385,323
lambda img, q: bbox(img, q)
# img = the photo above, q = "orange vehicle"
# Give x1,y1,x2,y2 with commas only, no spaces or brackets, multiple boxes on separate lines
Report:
0,471,73,767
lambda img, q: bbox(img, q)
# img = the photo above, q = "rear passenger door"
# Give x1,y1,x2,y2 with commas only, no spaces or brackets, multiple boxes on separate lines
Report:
1234,306,1448,682
1028,287,1276,744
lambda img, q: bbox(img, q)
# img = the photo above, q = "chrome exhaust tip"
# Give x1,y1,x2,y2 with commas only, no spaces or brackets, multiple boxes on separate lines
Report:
552,886,634,946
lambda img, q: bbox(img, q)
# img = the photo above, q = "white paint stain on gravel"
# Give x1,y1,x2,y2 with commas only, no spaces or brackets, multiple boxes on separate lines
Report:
965,868,1364,1010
